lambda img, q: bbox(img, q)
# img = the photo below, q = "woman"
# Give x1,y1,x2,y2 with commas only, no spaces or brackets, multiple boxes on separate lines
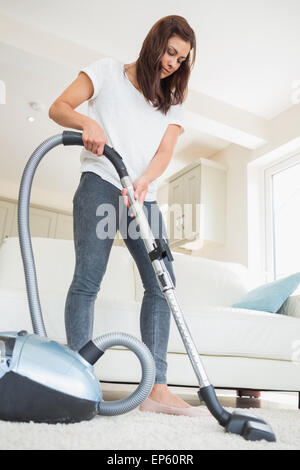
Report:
49,15,206,416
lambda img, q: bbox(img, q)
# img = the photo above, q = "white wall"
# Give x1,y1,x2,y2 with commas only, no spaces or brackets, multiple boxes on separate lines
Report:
197,144,252,265
157,103,300,277
205,103,300,276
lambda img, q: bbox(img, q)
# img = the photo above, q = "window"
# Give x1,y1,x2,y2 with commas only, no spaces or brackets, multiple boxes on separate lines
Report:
265,153,300,282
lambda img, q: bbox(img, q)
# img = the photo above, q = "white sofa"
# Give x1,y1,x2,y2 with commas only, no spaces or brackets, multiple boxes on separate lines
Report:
0,237,300,398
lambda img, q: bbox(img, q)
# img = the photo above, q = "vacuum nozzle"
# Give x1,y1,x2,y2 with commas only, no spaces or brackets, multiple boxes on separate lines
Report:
225,410,276,442
198,386,276,442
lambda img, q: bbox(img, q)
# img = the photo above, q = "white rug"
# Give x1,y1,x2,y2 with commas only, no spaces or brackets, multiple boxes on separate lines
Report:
0,407,299,450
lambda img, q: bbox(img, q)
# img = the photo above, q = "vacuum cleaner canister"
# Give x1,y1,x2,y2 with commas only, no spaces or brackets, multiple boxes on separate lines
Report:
0,331,102,423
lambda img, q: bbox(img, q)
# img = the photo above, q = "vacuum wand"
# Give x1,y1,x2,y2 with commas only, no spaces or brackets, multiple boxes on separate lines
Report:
61,131,276,442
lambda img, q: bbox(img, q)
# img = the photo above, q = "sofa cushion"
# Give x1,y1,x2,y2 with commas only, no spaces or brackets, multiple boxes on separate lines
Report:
232,272,300,313
0,237,75,294
84,298,300,362
0,288,34,334
1,287,299,363
167,305,300,362
0,237,136,302
134,251,251,307
278,294,300,318
93,298,141,341
0,288,141,345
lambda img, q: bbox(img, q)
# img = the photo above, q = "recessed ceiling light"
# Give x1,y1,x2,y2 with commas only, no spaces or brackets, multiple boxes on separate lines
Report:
27,115,35,123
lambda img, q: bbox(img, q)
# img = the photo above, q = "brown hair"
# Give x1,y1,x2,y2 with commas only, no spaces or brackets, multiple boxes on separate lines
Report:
133,15,196,114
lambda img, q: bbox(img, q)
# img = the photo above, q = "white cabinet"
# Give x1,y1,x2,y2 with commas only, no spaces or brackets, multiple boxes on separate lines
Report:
0,200,16,241
0,197,126,246
168,158,227,250
169,176,185,242
10,206,58,238
0,197,74,243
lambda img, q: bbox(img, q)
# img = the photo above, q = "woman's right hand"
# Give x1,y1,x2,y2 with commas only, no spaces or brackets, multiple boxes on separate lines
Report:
82,119,108,156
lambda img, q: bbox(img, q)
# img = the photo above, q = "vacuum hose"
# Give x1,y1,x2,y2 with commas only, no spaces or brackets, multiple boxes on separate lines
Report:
94,333,155,416
18,134,63,337
18,133,155,416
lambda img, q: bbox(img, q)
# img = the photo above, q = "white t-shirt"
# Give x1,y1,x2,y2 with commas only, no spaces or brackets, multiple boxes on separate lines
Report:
79,57,185,201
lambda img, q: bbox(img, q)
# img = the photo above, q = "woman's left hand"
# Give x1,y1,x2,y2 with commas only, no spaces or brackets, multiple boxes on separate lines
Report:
121,174,150,217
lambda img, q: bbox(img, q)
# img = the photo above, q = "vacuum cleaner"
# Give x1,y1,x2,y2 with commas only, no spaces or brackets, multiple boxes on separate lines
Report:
0,133,156,423
0,131,276,442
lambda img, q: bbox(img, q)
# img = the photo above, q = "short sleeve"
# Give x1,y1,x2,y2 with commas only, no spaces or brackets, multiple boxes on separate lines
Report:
167,103,185,135
79,57,111,100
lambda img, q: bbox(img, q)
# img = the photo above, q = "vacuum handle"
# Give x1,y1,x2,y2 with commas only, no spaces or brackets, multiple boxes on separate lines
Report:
62,130,129,179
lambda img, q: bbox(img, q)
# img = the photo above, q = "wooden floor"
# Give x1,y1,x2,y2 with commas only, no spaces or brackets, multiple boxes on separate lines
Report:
101,382,299,410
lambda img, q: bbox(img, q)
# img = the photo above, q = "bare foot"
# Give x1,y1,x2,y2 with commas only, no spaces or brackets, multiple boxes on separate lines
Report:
149,384,191,408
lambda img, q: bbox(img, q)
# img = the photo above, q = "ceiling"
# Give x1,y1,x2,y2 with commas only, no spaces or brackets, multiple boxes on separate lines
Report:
0,0,299,211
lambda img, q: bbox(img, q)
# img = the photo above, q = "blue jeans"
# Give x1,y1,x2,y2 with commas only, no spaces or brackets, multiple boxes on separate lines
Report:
64,171,176,383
